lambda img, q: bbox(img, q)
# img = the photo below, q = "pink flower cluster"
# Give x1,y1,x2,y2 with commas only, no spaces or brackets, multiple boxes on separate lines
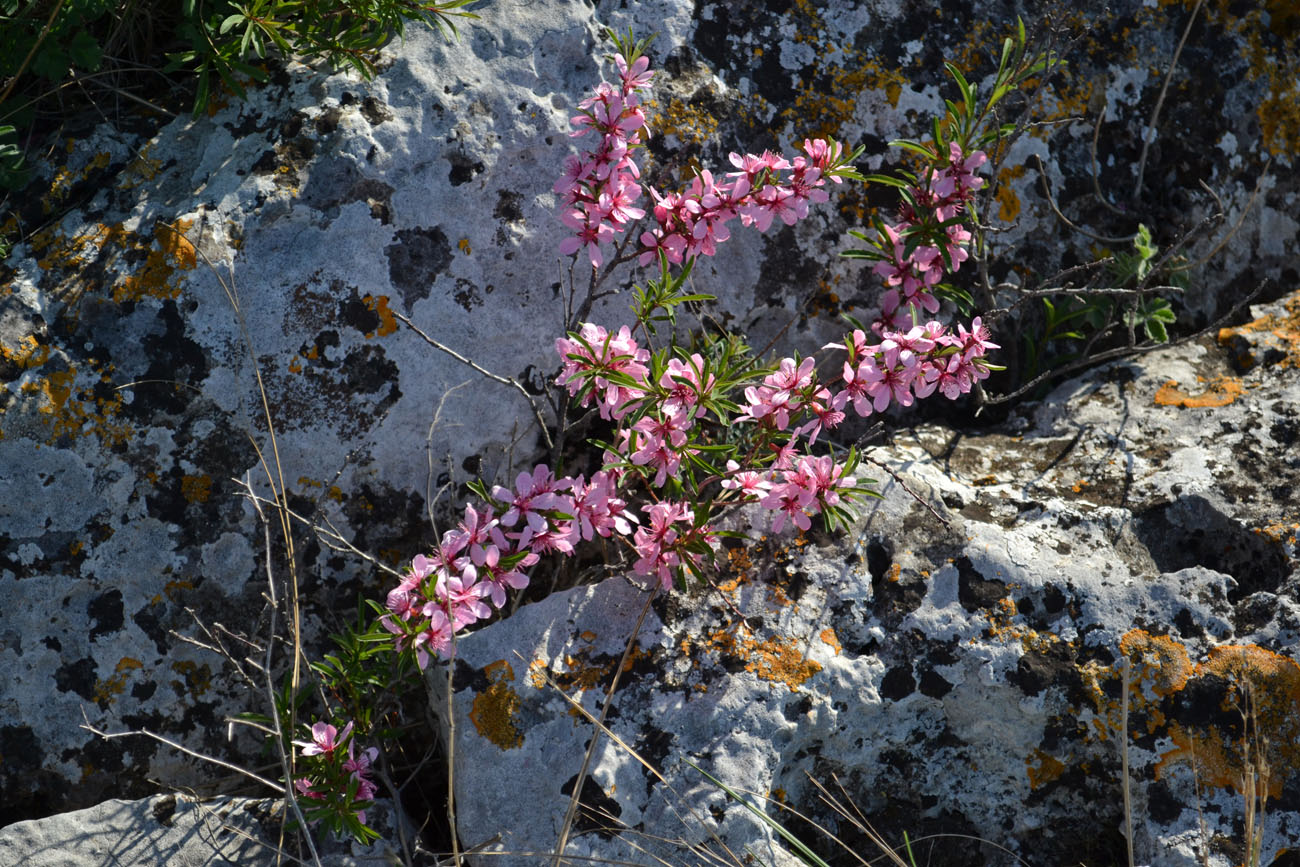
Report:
873,142,986,329
292,720,379,826
555,49,849,270
632,501,715,590
381,467,643,667
721,452,857,534
637,141,841,267
555,53,652,268
828,317,999,415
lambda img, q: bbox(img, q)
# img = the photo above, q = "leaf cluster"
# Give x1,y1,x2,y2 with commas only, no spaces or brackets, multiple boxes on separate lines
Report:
169,0,479,116
1020,223,1183,383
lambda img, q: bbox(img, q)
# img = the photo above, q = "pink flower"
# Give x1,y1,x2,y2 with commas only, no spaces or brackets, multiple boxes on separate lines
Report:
632,501,693,589
294,777,324,800
720,459,772,500
491,464,567,546
413,609,455,668
295,721,352,757
555,324,650,420
660,354,714,417
954,316,999,361
616,53,654,91
431,569,492,629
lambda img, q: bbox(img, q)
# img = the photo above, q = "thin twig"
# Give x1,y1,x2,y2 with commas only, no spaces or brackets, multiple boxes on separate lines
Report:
979,278,1266,407
0,0,65,109
1133,0,1204,200
1171,159,1271,273
392,310,554,451
859,453,950,529
525,651,745,867
1090,103,1128,217
80,709,285,795
247,476,325,867
1119,655,1135,867
1033,155,1135,244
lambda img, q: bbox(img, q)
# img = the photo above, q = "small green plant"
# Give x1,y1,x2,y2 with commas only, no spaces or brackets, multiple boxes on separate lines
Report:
167,0,480,115
1020,224,1184,385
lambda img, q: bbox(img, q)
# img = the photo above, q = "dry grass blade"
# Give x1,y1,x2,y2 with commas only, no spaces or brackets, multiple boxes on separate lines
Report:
551,588,659,867
520,651,744,867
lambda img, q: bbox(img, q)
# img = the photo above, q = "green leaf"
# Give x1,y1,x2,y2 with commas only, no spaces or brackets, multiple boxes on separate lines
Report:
997,35,1014,79
67,30,103,72
944,61,975,115
862,173,911,189
886,139,936,160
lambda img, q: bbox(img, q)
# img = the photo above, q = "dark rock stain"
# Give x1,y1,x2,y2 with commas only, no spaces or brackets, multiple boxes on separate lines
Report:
386,226,453,311
88,589,124,642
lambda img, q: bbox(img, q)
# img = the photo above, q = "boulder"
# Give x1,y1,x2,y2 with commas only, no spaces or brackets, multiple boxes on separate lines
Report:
0,793,403,867
440,290,1300,867
0,0,1295,829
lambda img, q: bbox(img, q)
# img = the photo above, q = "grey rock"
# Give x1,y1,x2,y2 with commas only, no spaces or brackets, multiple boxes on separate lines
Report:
0,0,1295,829
439,291,1300,867
0,794,402,867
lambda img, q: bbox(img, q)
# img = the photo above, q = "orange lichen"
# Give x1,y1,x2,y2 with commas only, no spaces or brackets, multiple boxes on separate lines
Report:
361,294,398,338
994,164,1028,222
169,660,212,696
93,657,143,706
1119,629,1194,698
16,363,134,447
470,660,525,750
113,219,197,303
0,334,50,369
180,474,212,504
1154,645,1300,799
701,627,821,692
1026,748,1066,790
534,638,648,697
1153,376,1247,408
1254,522,1300,546
1217,291,1300,370
819,628,841,653
163,579,194,600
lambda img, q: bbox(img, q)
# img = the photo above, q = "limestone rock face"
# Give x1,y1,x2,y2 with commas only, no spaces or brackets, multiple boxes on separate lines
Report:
0,793,403,867
0,0,1295,831
441,291,1300,867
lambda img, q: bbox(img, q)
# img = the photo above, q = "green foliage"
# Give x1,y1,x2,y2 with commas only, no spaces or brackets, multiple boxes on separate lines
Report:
310,599,418,733
0,0,482,195
1022,224,1185,383
631,252,710,335
168,0,481,116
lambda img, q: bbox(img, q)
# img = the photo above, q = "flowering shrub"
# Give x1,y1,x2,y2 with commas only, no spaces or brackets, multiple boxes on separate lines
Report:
299,26,1037,842
375,30,1004,682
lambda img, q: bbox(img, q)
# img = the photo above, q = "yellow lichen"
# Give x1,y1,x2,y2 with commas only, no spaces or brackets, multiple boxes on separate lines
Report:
470,660,525,750
93,657,143,705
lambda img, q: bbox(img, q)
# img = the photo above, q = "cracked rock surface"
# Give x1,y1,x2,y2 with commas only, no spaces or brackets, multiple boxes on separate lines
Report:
442,292,1300,867
0,0,1295,849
